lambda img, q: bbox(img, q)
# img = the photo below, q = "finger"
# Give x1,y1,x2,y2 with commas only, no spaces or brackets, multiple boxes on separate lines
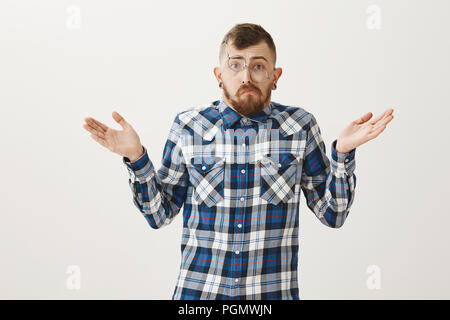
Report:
83,123,105,139
369,112,386,125
82,123,95,134
368,124,387,139
112,111,128,129
85,118,106,135
83,122,105,138
369,109,393,125
373,114,394,130
90,133,108,148
86,118,106,133
85,117,108,132
354,112,373,124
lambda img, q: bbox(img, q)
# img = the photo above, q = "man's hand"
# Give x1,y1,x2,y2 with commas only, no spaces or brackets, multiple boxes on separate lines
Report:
82,111,144,161
335,108,394,153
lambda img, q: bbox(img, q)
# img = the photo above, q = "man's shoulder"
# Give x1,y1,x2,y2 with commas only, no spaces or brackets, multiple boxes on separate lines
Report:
271,101,311,118
176,100,219,122
180,100,219,114
172,100,221,139
270,101,315,136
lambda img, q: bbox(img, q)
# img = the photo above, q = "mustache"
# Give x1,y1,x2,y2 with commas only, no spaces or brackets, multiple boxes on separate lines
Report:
238,85,260,95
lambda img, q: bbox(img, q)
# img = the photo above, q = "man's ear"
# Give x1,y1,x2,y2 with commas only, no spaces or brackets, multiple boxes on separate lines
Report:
274,67,282,83
213,66,222,82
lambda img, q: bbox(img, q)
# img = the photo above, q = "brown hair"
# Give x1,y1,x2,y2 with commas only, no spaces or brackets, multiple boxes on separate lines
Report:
219,23,277,66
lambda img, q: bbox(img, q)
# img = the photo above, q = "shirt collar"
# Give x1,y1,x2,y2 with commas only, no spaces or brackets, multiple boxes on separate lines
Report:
217,98,273,130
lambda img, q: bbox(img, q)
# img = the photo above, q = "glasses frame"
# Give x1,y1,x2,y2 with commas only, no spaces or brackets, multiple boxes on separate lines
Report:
226,51,276,83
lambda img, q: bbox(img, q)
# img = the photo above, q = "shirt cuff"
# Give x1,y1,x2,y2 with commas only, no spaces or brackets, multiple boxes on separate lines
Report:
123,145,154,183
331,139,356,176
123,145,146,166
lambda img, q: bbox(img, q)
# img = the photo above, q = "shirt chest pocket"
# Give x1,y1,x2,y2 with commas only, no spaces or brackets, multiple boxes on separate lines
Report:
186,156,225,207
260,153,299,205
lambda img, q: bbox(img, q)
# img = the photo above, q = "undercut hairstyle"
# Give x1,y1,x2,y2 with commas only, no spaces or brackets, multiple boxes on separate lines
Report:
219,23,277,66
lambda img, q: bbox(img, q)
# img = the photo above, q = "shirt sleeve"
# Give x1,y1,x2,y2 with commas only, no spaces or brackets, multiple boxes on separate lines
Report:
300,113,357,228
123,113,189,229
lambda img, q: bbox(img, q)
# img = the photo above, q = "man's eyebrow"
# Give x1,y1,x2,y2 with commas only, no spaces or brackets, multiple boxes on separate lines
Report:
229,55,268,62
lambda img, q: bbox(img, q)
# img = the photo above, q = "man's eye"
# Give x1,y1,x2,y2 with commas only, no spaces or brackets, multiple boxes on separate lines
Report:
254,64,265,70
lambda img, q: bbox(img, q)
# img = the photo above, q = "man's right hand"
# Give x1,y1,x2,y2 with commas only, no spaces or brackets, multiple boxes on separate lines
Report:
82,111,144,162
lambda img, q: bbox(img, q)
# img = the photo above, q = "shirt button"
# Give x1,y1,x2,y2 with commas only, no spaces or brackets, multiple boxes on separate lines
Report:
278,163,282,168
237,223,242,228
242,143,245,147
241,169,245,174
202,166,206,170
240,197,244,202
345,159,349,163
235,278,239,283
235,250,240,255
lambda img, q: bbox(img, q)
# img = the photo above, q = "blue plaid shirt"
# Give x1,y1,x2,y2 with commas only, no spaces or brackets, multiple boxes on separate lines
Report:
123,98,357,300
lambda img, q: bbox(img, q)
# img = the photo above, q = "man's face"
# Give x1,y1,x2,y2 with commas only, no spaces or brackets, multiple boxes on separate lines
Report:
214,41,282,118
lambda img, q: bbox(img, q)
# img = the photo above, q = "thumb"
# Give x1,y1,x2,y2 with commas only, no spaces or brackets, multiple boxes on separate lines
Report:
354,112,372,124
112,111,128,129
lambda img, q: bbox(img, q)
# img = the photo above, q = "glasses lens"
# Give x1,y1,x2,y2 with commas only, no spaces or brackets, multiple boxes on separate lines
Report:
228,58,244,72
250,64,267,82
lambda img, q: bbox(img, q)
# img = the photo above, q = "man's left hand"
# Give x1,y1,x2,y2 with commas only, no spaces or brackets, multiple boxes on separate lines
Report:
336,108,395,153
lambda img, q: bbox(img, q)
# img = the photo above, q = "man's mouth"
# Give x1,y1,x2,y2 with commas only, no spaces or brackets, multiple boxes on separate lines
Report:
242,89,257,95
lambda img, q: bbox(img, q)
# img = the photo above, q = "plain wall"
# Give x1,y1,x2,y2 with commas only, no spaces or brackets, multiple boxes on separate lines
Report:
0,0,449,299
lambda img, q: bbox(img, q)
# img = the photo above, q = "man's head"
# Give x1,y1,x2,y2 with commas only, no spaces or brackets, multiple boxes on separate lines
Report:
213,23,282,118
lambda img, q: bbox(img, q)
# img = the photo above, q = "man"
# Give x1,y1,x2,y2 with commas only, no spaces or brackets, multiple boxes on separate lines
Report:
82,23,394,300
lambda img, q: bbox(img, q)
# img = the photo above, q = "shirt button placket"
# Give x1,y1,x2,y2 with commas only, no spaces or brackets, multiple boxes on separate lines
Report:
235,137,248,291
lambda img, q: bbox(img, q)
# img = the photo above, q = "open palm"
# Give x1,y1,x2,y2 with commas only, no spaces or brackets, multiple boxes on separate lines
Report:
82,111,143,159
336,108,394,153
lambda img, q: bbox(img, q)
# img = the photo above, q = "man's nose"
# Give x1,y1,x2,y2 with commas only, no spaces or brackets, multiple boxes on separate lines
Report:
240,67,252,84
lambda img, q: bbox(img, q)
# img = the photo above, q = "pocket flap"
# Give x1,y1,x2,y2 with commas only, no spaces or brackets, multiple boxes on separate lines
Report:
261,153,297,168
278,153,298,167
190,156,225,174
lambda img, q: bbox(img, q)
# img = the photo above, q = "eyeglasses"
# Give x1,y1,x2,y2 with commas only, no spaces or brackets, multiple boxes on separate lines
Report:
226,52,275,83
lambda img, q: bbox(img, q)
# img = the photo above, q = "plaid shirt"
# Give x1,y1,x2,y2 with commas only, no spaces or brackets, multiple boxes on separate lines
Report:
123,98,357,300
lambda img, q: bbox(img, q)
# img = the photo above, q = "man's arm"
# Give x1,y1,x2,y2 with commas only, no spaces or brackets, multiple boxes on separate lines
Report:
300,113,357,228
123,113,189,229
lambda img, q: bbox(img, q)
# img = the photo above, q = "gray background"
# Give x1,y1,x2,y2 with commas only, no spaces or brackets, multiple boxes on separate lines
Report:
0,0,448,299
